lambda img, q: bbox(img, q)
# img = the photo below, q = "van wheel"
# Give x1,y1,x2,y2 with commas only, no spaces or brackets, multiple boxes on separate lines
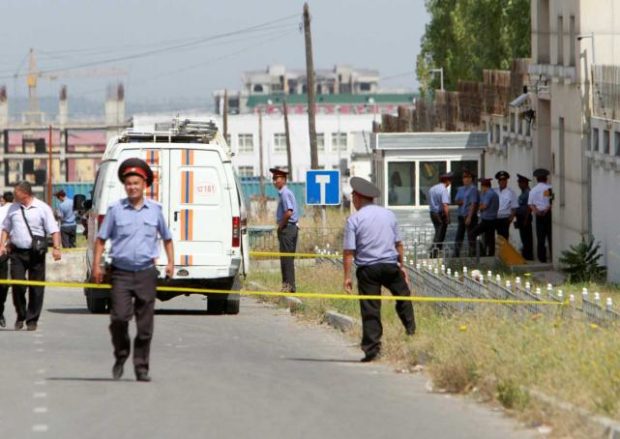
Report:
86,294,109,314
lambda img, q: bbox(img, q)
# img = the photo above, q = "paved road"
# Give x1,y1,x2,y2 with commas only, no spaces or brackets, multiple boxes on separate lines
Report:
0,287,536,439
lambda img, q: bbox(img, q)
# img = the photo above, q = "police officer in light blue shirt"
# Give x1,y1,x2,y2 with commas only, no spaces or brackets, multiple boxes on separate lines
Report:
271,167,298,293
472,177,499,256
93,158,174,382
454,169,479,257
343,177,415,362
428,172,453,258
54,190,77,248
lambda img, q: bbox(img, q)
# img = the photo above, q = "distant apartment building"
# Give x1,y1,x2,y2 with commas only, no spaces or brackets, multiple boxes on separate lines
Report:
214,64,416,116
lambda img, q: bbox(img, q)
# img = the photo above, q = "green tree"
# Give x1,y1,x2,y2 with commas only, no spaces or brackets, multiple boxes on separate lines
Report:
416,0,531,95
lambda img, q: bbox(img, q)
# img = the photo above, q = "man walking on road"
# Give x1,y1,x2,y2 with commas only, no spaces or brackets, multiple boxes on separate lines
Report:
0,191,13,328
270,167,298,293
54,190,77,248
343,177,416,363
0,182,61,331
93,158,174,382
428,172,452,258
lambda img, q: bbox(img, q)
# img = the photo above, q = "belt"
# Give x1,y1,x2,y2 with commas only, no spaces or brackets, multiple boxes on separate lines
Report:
111,265,154,273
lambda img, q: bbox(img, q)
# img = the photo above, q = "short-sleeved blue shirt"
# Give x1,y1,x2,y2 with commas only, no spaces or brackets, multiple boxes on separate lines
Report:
97,198,172,271
58,197,76,227
455,184,479,217
428,183,450,213
276,186,298,224
343,204,400,266
479,189,500,221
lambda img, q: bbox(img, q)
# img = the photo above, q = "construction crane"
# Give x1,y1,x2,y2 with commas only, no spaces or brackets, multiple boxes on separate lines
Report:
24,48,126,123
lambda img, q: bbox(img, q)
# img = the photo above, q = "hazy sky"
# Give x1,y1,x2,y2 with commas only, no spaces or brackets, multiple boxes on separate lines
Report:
0,0,429,107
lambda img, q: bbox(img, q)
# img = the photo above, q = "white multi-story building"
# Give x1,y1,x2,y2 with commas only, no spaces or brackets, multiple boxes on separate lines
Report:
485,0,620,281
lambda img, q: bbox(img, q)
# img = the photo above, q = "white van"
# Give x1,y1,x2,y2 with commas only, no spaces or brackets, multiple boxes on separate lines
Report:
84,118,249,314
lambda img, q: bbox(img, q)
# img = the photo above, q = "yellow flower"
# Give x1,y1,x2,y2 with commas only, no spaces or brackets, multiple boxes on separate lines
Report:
459,325,468,332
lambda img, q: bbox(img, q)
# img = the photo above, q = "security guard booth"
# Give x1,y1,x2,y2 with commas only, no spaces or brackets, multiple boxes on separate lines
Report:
371,132,487,228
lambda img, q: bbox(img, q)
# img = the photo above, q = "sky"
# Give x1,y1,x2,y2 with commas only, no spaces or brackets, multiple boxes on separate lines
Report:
0,0,429,110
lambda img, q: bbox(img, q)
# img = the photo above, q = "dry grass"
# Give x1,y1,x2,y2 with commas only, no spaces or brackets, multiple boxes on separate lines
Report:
247,261,620,437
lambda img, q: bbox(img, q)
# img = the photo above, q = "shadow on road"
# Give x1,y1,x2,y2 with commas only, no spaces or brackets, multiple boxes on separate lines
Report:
286,357,361,364
47,377,133,382
46,308,91,315
46,308,213,316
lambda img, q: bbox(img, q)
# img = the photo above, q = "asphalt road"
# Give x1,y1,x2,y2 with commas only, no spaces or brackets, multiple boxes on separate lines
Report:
0,287,537,439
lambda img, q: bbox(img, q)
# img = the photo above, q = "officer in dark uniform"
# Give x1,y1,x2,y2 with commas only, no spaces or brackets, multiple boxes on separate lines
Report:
270,167,299,293
514,174,533,260
93,158,174,382
472,177,499,257
343,177,415,362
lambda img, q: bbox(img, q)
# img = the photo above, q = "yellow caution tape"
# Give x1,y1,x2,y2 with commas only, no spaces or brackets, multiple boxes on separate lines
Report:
249,251,342,259
0,279,566,306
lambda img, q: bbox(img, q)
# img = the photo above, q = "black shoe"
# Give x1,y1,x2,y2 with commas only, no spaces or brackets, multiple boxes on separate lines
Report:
15,320,24,330
0,315,5,328
360,351,381,363
135,371,151,382
406,328,416,336
112,360,125,380
26,322,37,331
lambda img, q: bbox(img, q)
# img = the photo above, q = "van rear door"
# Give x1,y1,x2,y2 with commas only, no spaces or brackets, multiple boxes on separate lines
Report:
169,148,232,267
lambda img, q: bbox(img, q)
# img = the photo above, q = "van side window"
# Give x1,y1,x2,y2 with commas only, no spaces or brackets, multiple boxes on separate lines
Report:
92,161,111,209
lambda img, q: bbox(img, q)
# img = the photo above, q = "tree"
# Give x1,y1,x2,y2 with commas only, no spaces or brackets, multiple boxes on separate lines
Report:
416,0,531,95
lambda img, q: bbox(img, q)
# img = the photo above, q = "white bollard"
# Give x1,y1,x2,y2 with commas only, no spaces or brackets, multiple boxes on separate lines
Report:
535,287,542,298
594,292,601,306
515,276,521,286
557,290,563,300
525,281,531,291
487,270,493,279
463,267,468,275
569,294,576,306
446,268,452,276
416,263,421,270
454,271,459,279
495,274,501,283
606,297,613,310
506,280,512,289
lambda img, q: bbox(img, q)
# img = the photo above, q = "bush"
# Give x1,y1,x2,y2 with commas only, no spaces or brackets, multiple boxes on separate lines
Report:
559,238,607,283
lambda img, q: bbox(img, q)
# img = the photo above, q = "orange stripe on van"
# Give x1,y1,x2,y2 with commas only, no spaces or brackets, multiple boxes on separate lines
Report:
146,150,160,166
179,209,194,241
181,254,194,266
147,171,159,201
182,149,194,166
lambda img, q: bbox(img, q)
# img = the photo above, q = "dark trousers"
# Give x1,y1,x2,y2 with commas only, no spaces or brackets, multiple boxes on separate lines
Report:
430,212,448,258
495,217,511,239
473,219,496,257
10,249,46,324
517,218,534,260
109,266,158,374
60,226,77,248
454,215,478,257
0,257,9,317
356,264,416,356
277,224,298,292
535,212,552,263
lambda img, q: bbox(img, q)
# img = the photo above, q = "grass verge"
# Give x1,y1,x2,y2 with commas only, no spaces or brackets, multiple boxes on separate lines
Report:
248,261,620,438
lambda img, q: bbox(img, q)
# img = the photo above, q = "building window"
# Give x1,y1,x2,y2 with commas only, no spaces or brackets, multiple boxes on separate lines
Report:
559,117,565,207
538,0,551,64
237,166,254,178
569,16,576,67
252,84,264,93
557,16,564,66
603,130,610,154
387,162,416,206
273,133,287,153
615,131,620,157
360,82,371,92
419,161,447,206
510,113,516,133
225,134,231,145
592,128,599,151
238,134,254,153
332,132,348,152
495,124,500,144
317,133,325,151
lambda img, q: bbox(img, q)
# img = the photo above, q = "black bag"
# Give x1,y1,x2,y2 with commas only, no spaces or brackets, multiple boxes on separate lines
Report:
20,207,48,256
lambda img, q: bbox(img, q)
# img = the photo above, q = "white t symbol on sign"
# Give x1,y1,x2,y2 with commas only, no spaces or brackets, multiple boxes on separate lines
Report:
315,174,331,204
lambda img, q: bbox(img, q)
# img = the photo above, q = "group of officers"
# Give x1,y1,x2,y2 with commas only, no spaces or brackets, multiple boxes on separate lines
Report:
428,168,553,263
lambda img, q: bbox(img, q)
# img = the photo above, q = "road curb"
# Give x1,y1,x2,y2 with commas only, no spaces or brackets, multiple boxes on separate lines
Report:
247,281,304,312
324,310,357,332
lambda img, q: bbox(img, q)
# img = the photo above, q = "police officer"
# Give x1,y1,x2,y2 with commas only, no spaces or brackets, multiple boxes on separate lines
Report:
0,191,13,328
0,181,61,331
343,177,415,362
494,171,518,239
515,174,534,260
472,178,499,257
428,172,453,258
528,168,552,263
54,189,77,248
454,169,479,257
270,167,298,293
93,158,174,382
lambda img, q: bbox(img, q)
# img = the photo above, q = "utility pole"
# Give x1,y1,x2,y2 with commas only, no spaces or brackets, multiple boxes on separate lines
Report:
283,97,293,180
303,2,318,169
222,89,228,142
258,109,266,216
47,125,53,206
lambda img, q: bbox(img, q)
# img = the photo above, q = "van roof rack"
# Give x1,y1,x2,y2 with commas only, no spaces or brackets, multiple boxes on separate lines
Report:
119,117,219,144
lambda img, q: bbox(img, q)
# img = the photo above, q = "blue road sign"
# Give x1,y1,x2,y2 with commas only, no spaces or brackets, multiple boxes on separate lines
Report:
306,170,341,205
